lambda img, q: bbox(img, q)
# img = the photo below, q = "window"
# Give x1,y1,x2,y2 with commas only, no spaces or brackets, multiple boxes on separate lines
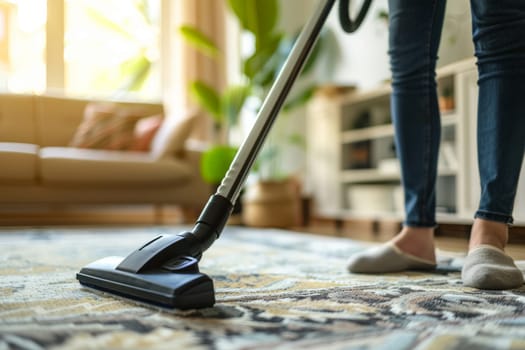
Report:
0,0,46,93
0,0,161,100
64,0,161,100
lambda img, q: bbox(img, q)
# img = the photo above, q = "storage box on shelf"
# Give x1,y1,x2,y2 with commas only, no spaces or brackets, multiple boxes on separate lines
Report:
306,57,500,224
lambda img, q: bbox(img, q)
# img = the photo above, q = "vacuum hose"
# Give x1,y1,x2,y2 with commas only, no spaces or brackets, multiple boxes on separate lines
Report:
339,0,373,33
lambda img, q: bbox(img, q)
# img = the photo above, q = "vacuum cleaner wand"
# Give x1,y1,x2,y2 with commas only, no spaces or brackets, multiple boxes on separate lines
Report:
77,0,367,309
216,0,336,205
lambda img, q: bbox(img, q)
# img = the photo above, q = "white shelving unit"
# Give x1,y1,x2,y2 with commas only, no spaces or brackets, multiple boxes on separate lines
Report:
306,58,493,223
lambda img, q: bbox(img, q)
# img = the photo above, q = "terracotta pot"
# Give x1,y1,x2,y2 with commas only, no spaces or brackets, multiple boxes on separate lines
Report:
242,179,300,228
439,96,455,111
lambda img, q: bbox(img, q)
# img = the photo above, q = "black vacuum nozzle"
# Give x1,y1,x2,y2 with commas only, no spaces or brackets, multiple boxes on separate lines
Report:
77,256,215,309
76,195,233,309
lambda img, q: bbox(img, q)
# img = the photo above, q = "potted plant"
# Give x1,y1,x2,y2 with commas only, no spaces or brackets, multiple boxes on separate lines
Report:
226,0,328,227
178,21,249,186
439,85,455,112
181,0,329,226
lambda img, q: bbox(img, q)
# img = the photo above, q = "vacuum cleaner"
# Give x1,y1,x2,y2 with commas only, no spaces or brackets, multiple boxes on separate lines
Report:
76,0,371,310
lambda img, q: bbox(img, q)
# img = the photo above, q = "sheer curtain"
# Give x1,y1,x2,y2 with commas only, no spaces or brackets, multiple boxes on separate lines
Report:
162,0,227,141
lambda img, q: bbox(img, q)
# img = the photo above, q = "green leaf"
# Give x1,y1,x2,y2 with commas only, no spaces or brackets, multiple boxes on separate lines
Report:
189,81,223,124
119,55,151,92
243,34,282,80
200,145,238,184
223,85,250,127
85,7,134,41
136,0,152,25
301,33,323,76
227,0,278,46
179,25,220,58
243,49,273,80
301,28,335,77
287,132,306,148
283,86,316,112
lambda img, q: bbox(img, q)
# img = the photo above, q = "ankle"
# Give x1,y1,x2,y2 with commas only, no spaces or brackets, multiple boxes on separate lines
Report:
469,218,508,252
392,226,436,261
394,226,435,243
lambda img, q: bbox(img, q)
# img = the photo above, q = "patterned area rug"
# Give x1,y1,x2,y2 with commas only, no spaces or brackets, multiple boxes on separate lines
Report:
1,226,525,350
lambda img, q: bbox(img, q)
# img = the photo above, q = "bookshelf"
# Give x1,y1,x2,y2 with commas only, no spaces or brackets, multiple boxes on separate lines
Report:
306,58,488,223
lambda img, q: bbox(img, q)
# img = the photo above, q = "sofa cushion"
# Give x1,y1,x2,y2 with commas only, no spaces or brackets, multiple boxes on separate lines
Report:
0,94,37,143
129,114,163,152
39,147,193,186
34,96,164,147
0,142,39,181
69,103,144,151
150,109,200,160
34,96,88,147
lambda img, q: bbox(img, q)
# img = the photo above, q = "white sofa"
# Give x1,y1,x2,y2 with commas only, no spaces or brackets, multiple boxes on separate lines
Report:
0,94,211,212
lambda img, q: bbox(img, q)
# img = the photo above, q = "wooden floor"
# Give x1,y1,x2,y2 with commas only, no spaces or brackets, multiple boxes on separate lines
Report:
0,204,187,226
1,205,524,260
298,219,525,260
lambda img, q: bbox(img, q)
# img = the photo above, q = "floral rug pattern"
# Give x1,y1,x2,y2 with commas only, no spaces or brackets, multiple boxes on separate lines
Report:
1,226,525,349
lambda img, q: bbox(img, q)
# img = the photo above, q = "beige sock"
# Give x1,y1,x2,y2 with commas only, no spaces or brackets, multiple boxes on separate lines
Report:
347,242,436,274
461,245,524,290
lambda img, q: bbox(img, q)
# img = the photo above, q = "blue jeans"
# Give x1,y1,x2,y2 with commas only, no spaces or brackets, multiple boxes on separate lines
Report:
388,0,525,227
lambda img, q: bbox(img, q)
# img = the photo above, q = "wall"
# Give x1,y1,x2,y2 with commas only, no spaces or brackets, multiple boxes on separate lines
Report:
320,0,474,89
321,0,390,89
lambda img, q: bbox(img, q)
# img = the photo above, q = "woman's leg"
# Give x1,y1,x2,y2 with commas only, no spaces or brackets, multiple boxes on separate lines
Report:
348,0,446,273
471,0,525,229
389,0,445,229
462,0,525,289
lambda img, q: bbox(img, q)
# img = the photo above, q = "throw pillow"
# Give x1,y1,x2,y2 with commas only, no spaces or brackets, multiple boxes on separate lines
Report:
129,114,163,152
150,109,200,159
70,103,144,151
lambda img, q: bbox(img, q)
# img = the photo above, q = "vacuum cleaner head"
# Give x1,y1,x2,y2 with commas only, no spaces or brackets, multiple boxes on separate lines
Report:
77,196,234,309
77,255,215,309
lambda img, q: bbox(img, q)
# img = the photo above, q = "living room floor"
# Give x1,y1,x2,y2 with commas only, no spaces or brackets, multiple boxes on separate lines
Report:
1,205,524,260
301,221,525,261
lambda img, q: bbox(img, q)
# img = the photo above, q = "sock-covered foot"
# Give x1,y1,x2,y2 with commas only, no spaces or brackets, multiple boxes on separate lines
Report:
347,242,436,273
461,244,524,290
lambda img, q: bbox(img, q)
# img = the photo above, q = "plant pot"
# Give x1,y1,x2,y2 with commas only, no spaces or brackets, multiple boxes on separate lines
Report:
439,96,455,112
242,179,300,228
